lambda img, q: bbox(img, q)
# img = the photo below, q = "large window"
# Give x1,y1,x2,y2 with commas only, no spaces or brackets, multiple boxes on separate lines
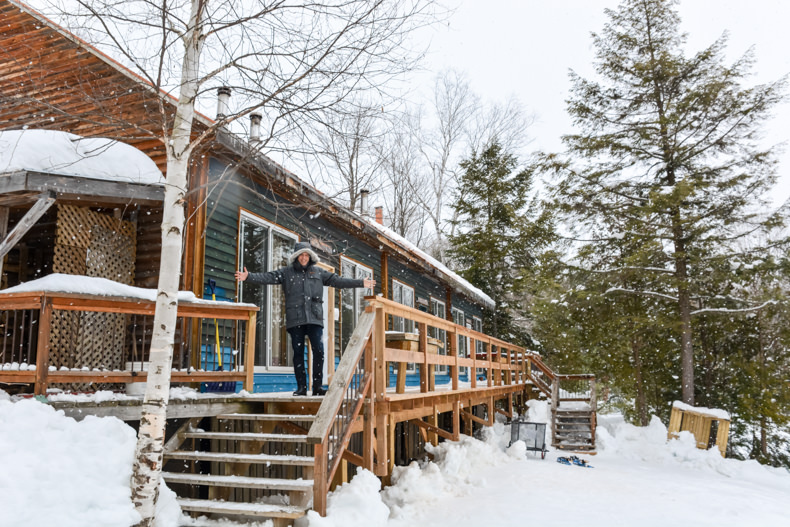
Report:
237,211,297,370
340,256,373,353
452,307,468,376
429,297,447,373
391,279,415,333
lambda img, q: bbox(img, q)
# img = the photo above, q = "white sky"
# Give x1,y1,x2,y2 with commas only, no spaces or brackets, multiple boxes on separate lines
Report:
409,0,790,206
2,391,788,526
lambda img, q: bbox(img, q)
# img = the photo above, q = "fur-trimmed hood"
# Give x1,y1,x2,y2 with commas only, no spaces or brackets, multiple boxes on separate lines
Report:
288,241,320,265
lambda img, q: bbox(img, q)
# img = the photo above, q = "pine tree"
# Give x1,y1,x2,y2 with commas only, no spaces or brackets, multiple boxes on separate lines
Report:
545,0,787,404
449,142,553,345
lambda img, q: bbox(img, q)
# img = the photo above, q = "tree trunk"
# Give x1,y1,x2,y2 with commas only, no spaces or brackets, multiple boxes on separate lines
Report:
131,1,204,524
671,217,695,405
631,335,648,426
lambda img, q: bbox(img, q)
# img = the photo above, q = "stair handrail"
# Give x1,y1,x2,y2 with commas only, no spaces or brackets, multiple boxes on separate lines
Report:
306,309,375,515
524,351,556,396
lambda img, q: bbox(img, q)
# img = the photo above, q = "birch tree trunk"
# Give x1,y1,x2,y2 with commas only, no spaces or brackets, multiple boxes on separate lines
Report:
130,1,205,524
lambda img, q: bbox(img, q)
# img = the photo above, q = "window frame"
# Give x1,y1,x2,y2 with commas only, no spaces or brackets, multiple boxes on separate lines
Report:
339,255,373,354
237,209,298,372
429,297,448,374
452,306,468,376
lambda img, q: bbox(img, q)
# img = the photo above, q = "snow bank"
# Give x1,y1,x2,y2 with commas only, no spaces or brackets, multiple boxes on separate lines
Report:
309,403,790,527
0,129,164,185
0,389,185,527
0,395,141,526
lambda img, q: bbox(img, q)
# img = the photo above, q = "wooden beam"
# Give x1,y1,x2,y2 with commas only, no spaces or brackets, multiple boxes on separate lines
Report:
244,311,256,391
410,417,454,442
380,251,388,299
0,205,7,282
33,297,53,395
0,191,55,261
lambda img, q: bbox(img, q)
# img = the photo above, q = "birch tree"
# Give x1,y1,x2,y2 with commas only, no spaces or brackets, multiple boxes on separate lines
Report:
35,0,435,523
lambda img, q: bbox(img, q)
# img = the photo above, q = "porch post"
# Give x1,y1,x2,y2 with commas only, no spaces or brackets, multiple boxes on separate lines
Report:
34,296,53,396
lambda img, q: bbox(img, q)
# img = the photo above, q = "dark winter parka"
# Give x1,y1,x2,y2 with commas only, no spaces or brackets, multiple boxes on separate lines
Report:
245,241,364,329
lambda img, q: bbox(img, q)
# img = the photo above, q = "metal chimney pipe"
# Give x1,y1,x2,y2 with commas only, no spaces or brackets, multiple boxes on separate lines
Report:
250,113,262,142
360,189,369,216
216,86,231,119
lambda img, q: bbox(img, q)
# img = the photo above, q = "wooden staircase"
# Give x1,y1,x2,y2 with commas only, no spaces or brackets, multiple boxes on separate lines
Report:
525,354,597,453
163,400,322,526
552,407,596,452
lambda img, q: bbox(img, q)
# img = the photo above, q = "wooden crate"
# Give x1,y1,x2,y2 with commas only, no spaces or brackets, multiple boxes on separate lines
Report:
667,403,730,457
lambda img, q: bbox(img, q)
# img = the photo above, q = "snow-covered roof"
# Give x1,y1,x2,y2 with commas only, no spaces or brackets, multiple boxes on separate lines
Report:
672,400,731,420
0,129,164,186
364,219,494,308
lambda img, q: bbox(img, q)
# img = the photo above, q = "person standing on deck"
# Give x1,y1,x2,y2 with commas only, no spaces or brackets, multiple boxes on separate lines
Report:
235,241,375,396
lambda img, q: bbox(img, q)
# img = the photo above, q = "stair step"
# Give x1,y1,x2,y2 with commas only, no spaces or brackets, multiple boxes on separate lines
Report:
183,431,308,442
162,472,313,491
217,413,316,422
165,450,314,466
177,498,306,519
555,411,593,417
554,444,596,451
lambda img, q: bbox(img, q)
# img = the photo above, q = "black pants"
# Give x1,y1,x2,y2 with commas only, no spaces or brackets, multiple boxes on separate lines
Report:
287,324,324,389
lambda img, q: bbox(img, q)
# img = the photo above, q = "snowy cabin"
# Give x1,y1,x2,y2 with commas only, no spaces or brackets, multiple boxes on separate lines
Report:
0,0,596,522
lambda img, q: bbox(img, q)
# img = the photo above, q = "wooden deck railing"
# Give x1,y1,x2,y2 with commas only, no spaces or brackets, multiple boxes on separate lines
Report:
365,296,529,392
0,291,258,394
307,297,537,515
307,310,375,515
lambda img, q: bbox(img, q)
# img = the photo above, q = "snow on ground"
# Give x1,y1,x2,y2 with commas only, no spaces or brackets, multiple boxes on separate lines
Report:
1,389,788,527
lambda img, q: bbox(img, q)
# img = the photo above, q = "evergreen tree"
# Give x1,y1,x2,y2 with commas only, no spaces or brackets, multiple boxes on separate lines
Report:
544,0,787,404
448,142,553,345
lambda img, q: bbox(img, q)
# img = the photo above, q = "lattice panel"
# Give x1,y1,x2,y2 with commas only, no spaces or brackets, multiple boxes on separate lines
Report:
53,245,87,276
87,223,135,284
49,310,81,369
76,311,127,369
51,204,137,378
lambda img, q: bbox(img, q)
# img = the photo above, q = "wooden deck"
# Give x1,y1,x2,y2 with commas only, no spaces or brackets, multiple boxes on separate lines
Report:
2,292,596,524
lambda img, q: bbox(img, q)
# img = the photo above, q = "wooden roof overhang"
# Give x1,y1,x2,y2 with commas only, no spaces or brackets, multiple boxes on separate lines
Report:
0,169,164,208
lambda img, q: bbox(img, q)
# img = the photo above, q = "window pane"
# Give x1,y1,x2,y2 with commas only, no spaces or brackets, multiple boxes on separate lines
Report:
270,232,294,367
239,220,269,367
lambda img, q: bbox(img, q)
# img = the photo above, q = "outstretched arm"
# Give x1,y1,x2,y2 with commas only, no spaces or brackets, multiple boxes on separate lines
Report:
236,267,284,285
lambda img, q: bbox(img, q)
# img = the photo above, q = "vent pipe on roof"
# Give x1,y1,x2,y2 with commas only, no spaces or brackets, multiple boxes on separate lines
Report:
249,113,262,142
217,86,231,120
375,206,383,225
360,189,369,216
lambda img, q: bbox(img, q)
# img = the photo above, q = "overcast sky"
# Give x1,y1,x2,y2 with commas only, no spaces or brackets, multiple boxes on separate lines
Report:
410,0,790,206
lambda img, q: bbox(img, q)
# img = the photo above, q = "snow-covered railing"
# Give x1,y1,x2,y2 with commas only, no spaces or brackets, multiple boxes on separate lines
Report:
0,289,258,395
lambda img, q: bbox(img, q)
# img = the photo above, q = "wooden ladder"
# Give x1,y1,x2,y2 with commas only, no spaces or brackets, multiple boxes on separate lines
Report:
163,402,322,526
